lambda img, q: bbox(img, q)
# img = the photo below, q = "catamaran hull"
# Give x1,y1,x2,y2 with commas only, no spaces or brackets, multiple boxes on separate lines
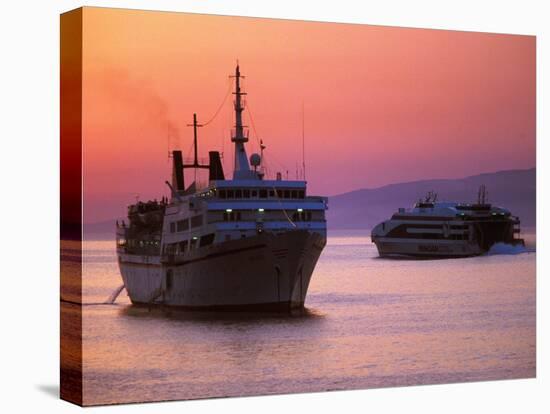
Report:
117,230,326,310
373,237,485,258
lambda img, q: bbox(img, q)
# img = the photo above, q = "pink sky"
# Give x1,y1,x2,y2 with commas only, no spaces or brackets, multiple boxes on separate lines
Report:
81,8,535,223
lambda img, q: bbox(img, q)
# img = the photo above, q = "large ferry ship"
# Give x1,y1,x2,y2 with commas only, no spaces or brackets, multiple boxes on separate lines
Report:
115,65,328,310
371,187,524,258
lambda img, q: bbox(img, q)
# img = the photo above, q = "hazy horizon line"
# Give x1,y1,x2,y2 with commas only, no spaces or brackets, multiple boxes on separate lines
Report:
82,166,535,226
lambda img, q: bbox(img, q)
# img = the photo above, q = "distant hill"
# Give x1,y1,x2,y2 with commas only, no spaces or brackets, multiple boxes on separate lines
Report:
327,168,536,230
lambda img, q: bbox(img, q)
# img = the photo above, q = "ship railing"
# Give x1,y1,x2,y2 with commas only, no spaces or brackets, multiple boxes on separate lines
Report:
162,253,176,264
304,196,329,209
124,246,161,256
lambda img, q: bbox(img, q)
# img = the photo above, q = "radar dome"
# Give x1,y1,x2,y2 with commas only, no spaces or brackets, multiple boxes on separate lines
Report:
250,153,261,167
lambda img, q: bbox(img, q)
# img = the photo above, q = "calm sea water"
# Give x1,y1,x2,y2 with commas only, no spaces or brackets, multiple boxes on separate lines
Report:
76,230,536,405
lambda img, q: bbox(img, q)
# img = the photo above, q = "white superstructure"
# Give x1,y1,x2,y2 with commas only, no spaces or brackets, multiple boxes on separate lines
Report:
371,189,523,258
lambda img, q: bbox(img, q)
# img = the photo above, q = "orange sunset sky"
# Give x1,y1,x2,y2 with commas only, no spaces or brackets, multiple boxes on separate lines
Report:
80,7,535,223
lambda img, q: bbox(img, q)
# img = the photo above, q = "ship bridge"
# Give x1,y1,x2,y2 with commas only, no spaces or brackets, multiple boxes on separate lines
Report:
189,178,328,232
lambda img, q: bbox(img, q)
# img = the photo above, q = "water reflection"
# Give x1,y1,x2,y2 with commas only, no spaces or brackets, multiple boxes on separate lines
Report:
78,232,536,405
119,304,325,325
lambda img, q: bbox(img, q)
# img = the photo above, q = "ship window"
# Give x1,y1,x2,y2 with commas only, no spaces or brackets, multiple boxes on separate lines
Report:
251,190,258,197
200,233,215,247
307,212,312,221
284,190,290,199
243,189,250,198
170,222,176,233
298,190,305,199
177,219,189,232
191,215,203,228
219,189,226,199
227,189,234,198
235,189,242,198
236,212,242,221
259,189,268,198
269,190,275,197
291,190,297,199
190,238,198,249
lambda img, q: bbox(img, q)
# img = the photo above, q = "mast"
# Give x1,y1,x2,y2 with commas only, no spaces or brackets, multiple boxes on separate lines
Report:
186,113,203,167
302,101,306,180
478,184,488,205
230,64,254,179
172,113,209,194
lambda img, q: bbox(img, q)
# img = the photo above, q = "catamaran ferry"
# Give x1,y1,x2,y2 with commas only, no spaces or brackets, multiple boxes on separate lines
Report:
115,65,328,310
371,188,524,258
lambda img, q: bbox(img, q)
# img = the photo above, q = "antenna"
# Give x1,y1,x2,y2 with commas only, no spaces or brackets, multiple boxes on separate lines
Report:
478,184,488,204
167,134,171,162
302,100,306,180
260,139,266,177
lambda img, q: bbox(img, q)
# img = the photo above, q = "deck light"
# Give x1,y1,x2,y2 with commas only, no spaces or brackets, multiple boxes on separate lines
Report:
258,208,265,212
297,208,303,212
226,209,233,212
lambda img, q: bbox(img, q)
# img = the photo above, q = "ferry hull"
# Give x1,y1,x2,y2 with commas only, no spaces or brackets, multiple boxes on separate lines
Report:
118,230,326,310
373,237,484,258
